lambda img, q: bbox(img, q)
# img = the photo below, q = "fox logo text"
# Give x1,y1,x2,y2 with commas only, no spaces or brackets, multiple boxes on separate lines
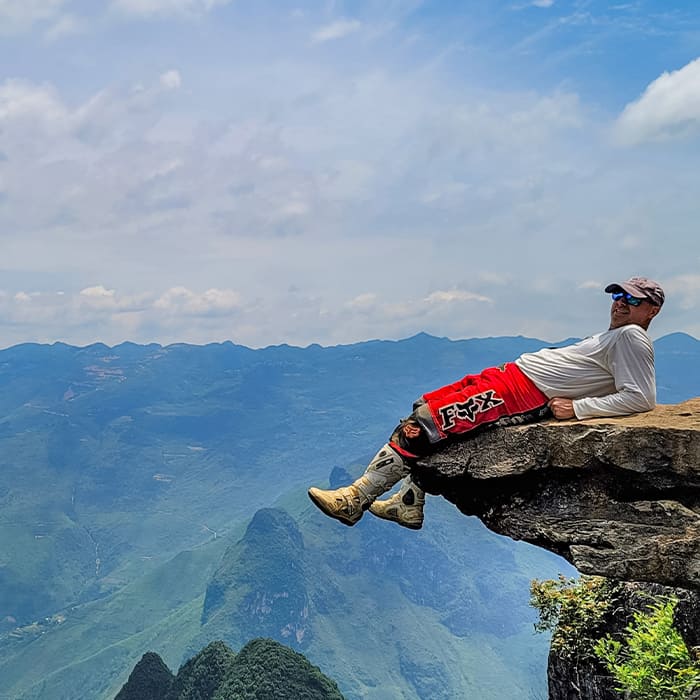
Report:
437,390,505,430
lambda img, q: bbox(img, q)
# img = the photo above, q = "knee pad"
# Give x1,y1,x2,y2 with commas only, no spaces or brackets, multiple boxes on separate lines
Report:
390,417,432,458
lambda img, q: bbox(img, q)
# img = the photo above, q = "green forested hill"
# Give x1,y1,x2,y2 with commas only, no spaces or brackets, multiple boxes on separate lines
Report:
115,639,344,700
0,333,697,699
115,651,174,700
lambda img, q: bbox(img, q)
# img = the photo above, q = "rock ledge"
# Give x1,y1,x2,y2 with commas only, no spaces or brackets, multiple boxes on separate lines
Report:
414,398,700,589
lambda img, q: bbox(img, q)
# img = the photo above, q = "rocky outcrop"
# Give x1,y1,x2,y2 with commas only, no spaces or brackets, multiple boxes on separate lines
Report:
413,399,700,590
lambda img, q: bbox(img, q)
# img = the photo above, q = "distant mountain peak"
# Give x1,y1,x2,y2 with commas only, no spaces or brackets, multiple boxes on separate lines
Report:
201,509,310,647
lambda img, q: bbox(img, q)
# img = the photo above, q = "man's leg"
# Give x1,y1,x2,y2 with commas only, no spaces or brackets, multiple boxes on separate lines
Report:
368,474,426,530
367,420,429,530
309,364,548,529
370,364,550,529
307,439,414,526
413,363,550,442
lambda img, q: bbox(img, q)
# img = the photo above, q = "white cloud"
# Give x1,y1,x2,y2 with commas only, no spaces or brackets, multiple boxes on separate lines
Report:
0,76,175,153
0,0,67,34
154,287,243,316
345,293,377,310
0,286,247,346
424,290,493,305
0,79,67,125
279,200,309,217
312,19,362,43
615,57,700,145
78,286,151,312
0,73,195,234
159,70,182,90
45,14,86,40
80,285,116,299
476,272,510,286
111,0,231,18
532,0,555,7
147,158,184,179
663,274,700,311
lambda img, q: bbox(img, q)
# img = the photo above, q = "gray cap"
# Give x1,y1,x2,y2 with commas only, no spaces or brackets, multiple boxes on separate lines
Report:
605,277,665,307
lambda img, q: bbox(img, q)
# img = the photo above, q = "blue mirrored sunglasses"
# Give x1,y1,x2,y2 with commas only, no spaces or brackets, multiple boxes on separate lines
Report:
611,291,644,307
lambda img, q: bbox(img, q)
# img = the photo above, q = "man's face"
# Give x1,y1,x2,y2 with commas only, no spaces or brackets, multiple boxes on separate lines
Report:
609,295,660,330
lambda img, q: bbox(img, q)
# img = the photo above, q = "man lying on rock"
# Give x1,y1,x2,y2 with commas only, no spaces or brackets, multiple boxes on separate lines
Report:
308,277,665,530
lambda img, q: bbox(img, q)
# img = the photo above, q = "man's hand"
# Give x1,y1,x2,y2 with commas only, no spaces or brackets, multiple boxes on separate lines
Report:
548,398,576,420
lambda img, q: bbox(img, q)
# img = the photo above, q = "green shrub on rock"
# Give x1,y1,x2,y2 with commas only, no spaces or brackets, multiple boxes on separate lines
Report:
594,598,700,700
531,576,700,700
530,575,618,660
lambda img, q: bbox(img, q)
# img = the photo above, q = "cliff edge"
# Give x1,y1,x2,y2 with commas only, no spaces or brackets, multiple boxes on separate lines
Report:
413,398,700,589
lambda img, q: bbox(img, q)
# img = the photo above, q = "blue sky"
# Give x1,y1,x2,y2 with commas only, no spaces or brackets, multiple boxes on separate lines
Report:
1,0,699,347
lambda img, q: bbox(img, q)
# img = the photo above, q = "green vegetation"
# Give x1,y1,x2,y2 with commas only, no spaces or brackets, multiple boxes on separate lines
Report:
115,652,174,700
530,577,700,700
166,641,237,699
530,575,619,660
215,638,345,700
114,638,344,700
595,598,700,700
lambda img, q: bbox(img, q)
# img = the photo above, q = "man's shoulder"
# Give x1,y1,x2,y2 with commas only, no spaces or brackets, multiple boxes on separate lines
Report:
616,324,649,338
607,324,652,347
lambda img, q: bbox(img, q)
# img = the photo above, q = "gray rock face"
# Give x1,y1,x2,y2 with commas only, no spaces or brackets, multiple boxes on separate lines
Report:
413,399,700,590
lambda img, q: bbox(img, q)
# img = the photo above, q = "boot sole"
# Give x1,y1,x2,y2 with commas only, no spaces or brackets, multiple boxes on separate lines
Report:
307,488,360,527
368,507,423,530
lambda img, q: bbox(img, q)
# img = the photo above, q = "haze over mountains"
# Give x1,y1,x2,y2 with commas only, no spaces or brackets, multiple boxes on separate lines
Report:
0,332,698,699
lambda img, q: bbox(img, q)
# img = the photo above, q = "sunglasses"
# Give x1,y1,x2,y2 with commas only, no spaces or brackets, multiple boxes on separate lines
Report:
611,291,645,307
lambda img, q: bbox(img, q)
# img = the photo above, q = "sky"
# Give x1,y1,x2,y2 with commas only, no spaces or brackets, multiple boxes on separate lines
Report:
1,0,700,348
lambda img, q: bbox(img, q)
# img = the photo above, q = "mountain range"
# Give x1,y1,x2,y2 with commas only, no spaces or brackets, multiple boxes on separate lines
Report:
0,331,697,699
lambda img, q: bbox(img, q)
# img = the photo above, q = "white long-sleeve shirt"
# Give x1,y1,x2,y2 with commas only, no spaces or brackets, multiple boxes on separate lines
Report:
514,324,656,420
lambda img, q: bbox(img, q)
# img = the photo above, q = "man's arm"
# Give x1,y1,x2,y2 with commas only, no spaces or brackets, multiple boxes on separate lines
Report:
571,326,656,419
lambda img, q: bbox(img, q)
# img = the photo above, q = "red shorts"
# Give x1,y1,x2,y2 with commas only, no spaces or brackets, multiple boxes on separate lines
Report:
415,362,549,442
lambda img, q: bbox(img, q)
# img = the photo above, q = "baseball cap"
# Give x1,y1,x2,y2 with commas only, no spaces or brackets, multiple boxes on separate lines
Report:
605,277,665,307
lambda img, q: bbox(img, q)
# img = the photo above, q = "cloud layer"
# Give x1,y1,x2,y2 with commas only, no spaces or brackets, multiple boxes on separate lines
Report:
1,1,699,347
111,0,231,18
0,0,68,34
